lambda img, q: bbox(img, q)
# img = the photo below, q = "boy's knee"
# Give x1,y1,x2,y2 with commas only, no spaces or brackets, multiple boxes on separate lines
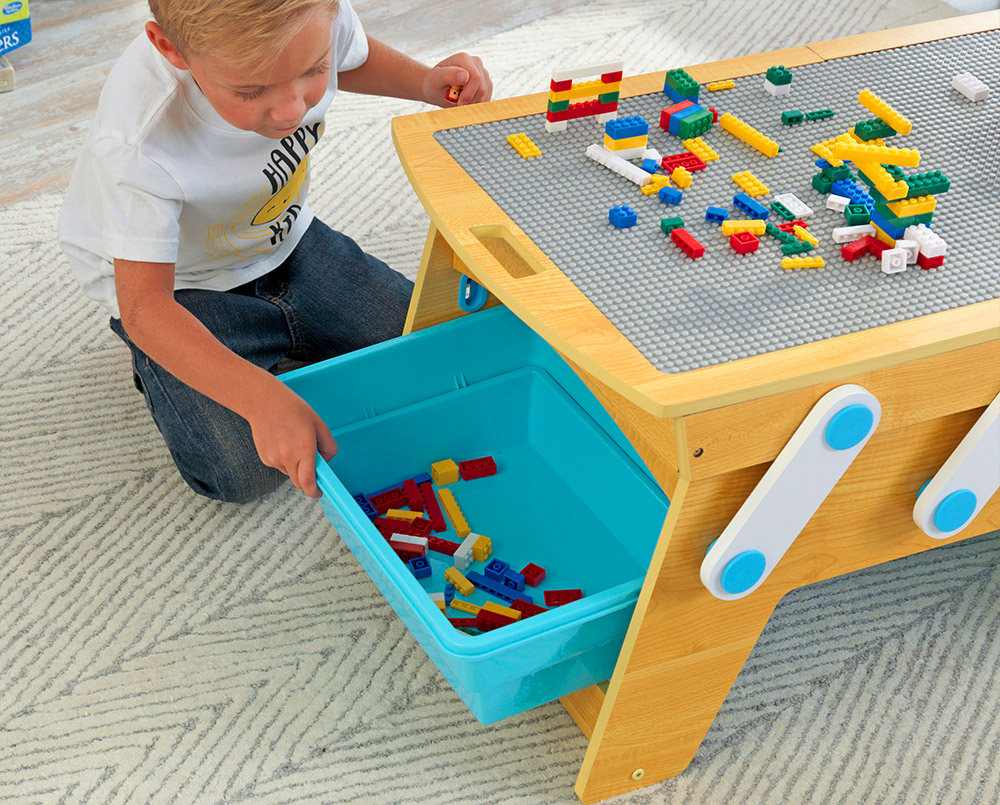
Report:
174,442,286,503
178,456,286,503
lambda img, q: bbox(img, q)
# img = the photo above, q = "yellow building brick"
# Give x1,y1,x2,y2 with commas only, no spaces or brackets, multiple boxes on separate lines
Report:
721,219,767,235
731,170,769,197
857,89,912,135
481,601,522,621
604,133,648,151
719,113,779,157
472,535,492,562
886,195,936,217
450,599,481,615
682,136,719,162
671,166,692,187
444,567,475,597
437,488,471,537
386,509,421,522
792,225,818,246
431,459,460,486
781,256,825,269
853,161,909,201
549,79,621,103
506,132,541,159
811,137,843,167
706,79,735,91
872,223,897,246
831,141,920,167
640,175,671,195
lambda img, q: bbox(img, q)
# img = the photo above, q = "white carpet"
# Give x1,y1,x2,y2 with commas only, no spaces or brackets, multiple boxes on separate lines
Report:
3,0,999,802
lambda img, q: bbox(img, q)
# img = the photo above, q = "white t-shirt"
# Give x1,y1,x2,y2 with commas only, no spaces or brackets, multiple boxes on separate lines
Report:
58,1,369,318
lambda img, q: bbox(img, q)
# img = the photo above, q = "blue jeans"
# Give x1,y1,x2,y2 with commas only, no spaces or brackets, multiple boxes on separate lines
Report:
110,219,414,502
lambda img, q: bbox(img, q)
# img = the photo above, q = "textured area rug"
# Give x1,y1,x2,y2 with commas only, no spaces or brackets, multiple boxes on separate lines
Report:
3,0,999,802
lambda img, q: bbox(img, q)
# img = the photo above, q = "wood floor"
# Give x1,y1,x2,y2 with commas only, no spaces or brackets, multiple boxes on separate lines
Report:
0,0,589,207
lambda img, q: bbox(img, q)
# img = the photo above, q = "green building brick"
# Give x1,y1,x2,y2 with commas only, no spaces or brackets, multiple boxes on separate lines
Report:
765,65,793,86
782,110,805,125
904,170,951,198
769,201,796,221
872,202,934,229
547,98,570,113
781,240,814,256
765,223,798,245
663,68,700,100
660,217,685,233
843,205,871,225
676,108,713,139
854,118,897,141
812,172,834,194
857,168,951,201
821,162,853,181
884,164,907,181
805,109,834,121
598,91,620,104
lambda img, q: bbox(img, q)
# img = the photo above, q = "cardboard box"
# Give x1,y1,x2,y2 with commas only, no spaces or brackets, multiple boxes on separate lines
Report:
0,1,31,57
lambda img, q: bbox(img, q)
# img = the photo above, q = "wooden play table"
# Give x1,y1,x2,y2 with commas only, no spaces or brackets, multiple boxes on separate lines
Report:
391,12,1000,802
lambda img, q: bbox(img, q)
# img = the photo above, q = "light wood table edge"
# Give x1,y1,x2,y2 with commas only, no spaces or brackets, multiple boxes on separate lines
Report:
391,15,1000,420
806,9,1000,60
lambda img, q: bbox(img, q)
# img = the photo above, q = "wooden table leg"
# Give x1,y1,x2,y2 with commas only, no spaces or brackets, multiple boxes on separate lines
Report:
572,464,788,803
404,224,500,334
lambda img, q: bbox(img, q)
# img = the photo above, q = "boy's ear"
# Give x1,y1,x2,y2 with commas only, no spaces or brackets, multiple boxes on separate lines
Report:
145,21,190,71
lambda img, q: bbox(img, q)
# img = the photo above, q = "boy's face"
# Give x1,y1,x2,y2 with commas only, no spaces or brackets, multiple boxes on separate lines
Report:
148,8,335,139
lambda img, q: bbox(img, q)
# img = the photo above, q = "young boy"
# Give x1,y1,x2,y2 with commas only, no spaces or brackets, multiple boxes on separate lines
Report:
58,0,492,503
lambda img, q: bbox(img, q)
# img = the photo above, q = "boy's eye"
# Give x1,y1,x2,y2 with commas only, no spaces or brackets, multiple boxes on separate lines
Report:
231,62,328,101
234,87,265,101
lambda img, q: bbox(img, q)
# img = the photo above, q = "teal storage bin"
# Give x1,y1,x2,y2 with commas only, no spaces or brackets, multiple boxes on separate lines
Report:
281,306,669,723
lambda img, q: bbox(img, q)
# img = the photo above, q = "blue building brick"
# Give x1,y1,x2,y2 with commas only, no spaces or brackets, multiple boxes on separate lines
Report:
733,193,770,220
609,204,638,228
466,572,533,604
605,115,649,140
353,493,378,519
667,103,703,136
502,569,526,592
484,558,510,582
658,186,683,205
870,207,907,240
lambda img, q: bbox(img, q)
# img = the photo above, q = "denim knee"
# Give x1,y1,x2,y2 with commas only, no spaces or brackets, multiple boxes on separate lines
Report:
178,457,286,503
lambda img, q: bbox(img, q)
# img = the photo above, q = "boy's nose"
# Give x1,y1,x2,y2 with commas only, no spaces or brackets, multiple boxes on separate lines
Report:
271,87,307,124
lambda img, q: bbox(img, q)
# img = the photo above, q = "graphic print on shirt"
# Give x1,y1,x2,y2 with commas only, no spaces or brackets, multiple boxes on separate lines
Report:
206,121,324,259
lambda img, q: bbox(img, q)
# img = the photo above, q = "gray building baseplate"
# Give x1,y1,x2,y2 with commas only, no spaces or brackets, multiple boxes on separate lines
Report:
435,30,999,374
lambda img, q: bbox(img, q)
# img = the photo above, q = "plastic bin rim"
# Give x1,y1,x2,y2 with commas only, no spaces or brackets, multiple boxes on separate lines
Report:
279,306,515,386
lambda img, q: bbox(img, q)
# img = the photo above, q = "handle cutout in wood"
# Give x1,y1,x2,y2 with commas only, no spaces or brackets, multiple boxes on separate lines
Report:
469,224,547,279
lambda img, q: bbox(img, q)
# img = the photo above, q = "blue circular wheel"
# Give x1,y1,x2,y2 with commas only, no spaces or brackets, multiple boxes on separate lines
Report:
933,489,977,533
825,404,875,450
720,550,767,595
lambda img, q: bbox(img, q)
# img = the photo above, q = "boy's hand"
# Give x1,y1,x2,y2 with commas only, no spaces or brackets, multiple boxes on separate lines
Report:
245,378,338,499
425,52,492,107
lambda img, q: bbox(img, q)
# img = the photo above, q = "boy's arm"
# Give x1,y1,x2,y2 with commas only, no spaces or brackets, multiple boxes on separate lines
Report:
114,259,337,498
338,36,492,107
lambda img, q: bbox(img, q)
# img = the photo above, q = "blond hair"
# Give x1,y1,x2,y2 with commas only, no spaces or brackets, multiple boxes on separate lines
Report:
149,0,340,67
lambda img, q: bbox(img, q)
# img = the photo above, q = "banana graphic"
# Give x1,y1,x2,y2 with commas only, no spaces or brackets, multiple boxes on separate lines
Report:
251,155,308,225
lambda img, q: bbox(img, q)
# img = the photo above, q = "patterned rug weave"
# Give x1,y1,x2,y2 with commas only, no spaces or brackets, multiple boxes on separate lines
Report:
2,1,998,802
